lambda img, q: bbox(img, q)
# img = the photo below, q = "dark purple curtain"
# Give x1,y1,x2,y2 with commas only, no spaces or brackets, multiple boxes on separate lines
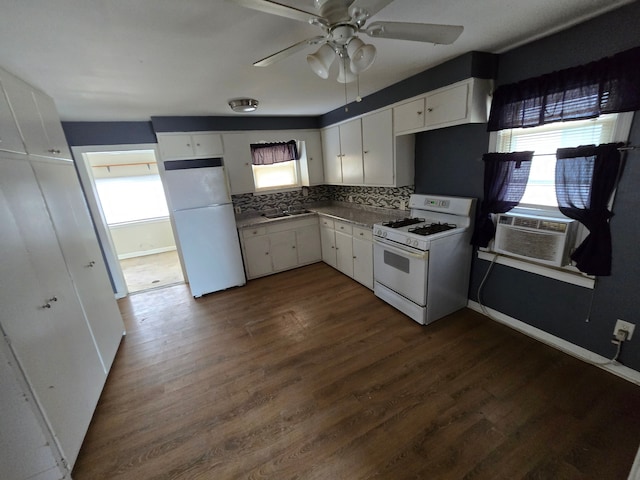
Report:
555,143,623,276
250,140,299,165
471,151,534,247
488,46,640,131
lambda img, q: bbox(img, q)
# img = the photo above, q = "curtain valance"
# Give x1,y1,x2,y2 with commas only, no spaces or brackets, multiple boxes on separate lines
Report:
487,46,640,132
250,141,299,165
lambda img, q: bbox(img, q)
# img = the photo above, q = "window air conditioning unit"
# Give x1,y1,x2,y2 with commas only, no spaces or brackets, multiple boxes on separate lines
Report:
493,213,578,267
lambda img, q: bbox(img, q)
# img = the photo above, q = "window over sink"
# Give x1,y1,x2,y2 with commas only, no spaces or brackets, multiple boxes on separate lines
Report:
250,140,303,193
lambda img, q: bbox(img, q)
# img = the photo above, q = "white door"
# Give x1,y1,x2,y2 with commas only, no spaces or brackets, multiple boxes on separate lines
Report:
243,235,273,278
353,236,373,289
362,109,393,185
321,126,342,184
296,224,322,264
339,119,363,184
31,161,125,373
335,230,354,277
320,226,337,268
0,158,106,467
270,230,298,271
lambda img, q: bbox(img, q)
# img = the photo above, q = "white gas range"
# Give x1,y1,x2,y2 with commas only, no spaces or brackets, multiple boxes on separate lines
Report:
373,194,476,326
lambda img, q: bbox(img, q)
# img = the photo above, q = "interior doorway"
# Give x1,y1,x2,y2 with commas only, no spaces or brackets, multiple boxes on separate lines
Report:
72,144,184,296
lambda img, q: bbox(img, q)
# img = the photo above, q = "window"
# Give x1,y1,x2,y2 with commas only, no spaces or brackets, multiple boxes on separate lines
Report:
252,160,300,191
250,140,302,192
94,175,169,224
494,114,621,209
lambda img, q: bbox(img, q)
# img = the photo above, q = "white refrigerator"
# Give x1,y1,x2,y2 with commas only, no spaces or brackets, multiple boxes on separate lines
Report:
162,158,246,297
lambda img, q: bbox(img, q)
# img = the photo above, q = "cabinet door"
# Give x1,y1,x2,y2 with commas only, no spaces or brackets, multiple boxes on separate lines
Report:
243,235,272,278
31,90,72,160
362,109,393,185
393,97,426,133
335,230,354,277
320,226,337,268
0,76,26,154
222,133,255,194
299,131,324,186
0,158,106,467
424,82,469,127
353,236,373,289
270,230,298,272
31,161,125,373
339,119,363,185
192,133,223,156
157,134,195,159
0,70,50,158
296,224,322,264
321,126,342,184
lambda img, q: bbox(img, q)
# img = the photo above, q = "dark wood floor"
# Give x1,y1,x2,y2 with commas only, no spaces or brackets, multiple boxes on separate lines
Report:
73,263,640,479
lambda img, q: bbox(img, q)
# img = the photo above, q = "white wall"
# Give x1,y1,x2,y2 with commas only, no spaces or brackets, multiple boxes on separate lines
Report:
109,217,176,259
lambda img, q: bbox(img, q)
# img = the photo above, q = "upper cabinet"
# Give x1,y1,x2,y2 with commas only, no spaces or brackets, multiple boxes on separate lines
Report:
157,132,223,160
222,132,254,195
0,67,71,160
0,79,25,154
322,107,411,187
393,78,493,135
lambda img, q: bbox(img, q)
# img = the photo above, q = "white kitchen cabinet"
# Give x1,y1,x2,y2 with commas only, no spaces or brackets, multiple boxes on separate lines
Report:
0,68,71,160
299,130,324,186
321,125,342,184
222,132,254,194
352,226,374,289
0,77,26,154
296,223,322,264
157,132,223,159
335,230,354,277
243,232,272,278
393,97,426,134
393,78,492,134
362,109,394,185
270,230,298,271
339,118,363,185
319,217,373,290
0,157,107,467
31,161,125,373
320,218,337,268
240,216,321,279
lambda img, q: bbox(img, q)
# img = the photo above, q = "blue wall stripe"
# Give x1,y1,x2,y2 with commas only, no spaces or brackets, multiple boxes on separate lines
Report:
62,121,156,146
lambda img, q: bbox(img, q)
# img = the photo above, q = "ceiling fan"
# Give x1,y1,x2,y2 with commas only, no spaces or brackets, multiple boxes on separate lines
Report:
234,0,464,83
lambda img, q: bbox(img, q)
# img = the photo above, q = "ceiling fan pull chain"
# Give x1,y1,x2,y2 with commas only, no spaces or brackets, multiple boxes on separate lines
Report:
343,54,349,112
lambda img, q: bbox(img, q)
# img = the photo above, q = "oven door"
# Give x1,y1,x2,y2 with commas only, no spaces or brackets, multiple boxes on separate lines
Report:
373,239,428,306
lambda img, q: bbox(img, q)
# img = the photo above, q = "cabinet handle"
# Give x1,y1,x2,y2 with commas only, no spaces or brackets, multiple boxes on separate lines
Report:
417,111,423,115
309,157,313,161
265,252,269,255
186,143,191,147
353,256,357,259
196,143,201,147
86,260,96,267
292,246,296,249
253,230,258,234
427,107,434,112
48,296,58,303
359,232,364,236
363,150,369,154
48,148,61,154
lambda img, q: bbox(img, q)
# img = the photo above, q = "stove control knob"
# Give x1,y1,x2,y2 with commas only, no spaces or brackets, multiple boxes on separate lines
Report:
413,240,419,247
375,229,381,235
405,237,411,244
382,231,387,238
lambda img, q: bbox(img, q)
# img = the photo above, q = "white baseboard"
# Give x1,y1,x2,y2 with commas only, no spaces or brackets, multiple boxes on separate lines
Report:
117,246,176,260
467,300,640,386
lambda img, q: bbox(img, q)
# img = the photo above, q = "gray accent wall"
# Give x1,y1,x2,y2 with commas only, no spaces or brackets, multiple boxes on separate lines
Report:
414,1,640,370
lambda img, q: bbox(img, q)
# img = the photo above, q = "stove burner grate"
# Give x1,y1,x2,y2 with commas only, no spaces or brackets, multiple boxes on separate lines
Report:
382,217,425,228
408,223,457,236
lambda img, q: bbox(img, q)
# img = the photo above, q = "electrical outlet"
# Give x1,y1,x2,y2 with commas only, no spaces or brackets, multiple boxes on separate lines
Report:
399,200,406,210
614,319,635,340
234,206,241,214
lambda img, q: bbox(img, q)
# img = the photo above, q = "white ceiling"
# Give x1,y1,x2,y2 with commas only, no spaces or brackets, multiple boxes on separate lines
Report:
0,0,632,121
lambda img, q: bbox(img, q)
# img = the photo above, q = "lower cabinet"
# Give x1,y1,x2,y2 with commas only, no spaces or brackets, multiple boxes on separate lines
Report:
320,217,374,289
240,216,321,279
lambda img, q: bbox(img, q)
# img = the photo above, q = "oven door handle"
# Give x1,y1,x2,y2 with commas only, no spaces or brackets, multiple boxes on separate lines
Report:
374,239,428,260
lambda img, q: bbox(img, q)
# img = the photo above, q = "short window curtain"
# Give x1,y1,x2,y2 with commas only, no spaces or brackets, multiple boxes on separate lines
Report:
555,143,623,276
488,46,640,131
471,151,534,247
250,141,299,165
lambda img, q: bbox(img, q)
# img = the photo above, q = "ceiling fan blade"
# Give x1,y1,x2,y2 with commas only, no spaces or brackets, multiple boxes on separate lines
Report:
365,21,463,45
348,0,395,22
254,36,326,67
233,0,323,24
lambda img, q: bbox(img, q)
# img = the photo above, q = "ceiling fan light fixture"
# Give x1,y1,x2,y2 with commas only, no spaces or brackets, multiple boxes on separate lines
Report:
228,98,259,113
306,43,336,79
337,56,357,84
347,38,376,73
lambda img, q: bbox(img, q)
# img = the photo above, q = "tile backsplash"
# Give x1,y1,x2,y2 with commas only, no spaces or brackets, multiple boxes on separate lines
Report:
231,185,414,213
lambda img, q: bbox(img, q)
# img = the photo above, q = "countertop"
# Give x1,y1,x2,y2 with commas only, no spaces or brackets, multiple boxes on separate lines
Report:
235,202,407,229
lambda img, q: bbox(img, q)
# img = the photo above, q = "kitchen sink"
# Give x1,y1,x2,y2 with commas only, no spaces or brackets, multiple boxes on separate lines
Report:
287,209,311,216
262,212,290,219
